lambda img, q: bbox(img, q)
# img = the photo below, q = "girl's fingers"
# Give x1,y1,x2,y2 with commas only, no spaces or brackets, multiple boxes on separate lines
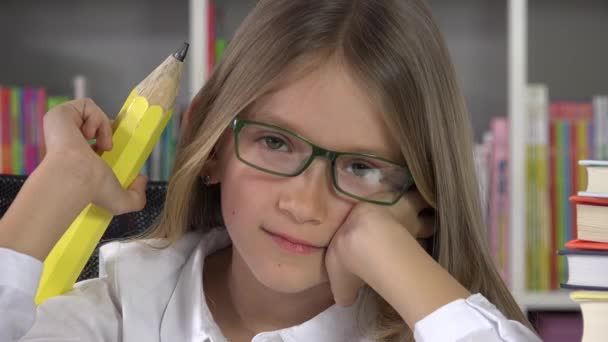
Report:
77,99,113,151
120,174,148,213
325,247,363,307
82,115,103,140
99,174,148,215
97,118,113,151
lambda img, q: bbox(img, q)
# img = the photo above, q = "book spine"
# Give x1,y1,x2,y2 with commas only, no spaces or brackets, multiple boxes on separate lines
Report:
489,117,509,282
0,86,3,173
562,118,571,285
602,96,607,160
549,103,558,289
10,87,23,175
36,88,47,163
526,84,548,290
552,104,565,288
207,1,215,74
150,143,162,181
23,88,37,175
535,85,550,290
1,88,11,174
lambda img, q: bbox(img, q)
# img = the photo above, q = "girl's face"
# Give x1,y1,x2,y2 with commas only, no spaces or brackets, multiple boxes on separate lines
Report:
210,60,403,293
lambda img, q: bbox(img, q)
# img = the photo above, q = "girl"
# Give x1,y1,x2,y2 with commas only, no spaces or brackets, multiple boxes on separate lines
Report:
0,0,541,341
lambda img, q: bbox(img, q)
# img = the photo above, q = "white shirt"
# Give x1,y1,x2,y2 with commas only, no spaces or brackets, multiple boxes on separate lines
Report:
0,228,540,342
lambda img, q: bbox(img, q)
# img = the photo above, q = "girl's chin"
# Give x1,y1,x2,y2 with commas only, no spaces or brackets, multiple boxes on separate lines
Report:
251,263,328,294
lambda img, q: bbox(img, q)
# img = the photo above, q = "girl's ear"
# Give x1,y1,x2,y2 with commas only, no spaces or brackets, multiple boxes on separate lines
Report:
200,147,221,185
198,123,233,186
415,207,436,239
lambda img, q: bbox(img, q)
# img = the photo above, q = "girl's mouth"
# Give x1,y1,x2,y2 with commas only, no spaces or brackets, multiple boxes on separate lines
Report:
262,228,325,255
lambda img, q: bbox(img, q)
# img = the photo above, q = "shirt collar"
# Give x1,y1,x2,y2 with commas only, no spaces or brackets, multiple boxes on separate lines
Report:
161,228,373,342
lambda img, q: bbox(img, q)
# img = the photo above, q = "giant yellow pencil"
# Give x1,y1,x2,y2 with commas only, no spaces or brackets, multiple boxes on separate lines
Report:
35,43,189,304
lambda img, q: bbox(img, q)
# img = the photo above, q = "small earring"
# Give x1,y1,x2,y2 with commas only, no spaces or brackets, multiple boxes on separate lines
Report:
203,175,212,185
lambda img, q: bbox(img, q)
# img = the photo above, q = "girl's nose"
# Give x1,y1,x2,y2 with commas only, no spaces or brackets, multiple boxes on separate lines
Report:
277,159,330,225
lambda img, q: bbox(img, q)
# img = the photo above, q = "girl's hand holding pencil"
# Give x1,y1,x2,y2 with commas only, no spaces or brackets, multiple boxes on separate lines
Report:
43,98,149,216
0,98,148,262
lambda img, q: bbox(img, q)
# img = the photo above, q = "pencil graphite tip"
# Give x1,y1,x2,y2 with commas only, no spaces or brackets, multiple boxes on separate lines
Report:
173,42,189,62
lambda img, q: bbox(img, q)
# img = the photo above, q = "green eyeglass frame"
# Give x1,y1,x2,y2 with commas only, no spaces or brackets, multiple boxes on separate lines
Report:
231,118,414,205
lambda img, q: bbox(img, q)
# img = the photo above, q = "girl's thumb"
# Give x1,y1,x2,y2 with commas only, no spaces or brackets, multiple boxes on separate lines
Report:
116,174,148,214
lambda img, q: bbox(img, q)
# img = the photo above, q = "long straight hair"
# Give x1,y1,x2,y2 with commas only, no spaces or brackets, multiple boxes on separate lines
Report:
144,1,533,340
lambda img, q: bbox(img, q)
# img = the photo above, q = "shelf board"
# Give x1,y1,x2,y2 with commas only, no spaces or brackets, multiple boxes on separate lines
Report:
514,291,580,311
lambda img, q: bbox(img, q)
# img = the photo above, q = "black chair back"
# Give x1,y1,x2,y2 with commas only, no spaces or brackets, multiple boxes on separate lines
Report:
0,174,167,281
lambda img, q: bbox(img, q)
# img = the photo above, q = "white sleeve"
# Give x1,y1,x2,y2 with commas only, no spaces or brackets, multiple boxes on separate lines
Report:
0,247,121,342
413,293,541,342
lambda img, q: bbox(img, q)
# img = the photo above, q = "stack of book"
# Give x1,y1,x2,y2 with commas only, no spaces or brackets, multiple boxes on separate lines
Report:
559,160,608,342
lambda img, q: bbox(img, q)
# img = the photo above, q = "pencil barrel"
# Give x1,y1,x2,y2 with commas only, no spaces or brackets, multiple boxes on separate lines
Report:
36,89,174,304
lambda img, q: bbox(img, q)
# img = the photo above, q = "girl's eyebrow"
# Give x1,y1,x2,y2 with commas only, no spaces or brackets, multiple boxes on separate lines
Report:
246,111,303,133
245,110,404,163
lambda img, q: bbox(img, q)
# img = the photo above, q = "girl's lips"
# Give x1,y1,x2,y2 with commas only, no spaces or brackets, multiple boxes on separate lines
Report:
263,229,325,255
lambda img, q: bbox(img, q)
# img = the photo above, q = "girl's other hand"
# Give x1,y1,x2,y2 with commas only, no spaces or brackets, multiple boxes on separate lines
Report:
324,189,435,307
43,98,148,215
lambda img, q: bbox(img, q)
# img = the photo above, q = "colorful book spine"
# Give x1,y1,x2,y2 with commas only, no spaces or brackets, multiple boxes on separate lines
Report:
161,113,176,180
549,111,558,289
488,117,510,282
10,87,23,175
36,88,47,161
526,84,551,290
207,0,216,75
23,88,37,174
1,88,11,174
215,39,227,64
549,102,594,287
0,87,4,172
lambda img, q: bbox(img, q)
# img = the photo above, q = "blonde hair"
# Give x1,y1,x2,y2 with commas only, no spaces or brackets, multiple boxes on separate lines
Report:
145,0,533,340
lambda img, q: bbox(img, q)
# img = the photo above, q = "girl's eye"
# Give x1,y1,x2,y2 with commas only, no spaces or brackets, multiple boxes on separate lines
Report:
260,135,289,152
345,161,381,180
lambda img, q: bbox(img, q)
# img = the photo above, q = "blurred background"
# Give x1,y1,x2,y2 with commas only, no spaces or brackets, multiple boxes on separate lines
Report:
1,1,607,341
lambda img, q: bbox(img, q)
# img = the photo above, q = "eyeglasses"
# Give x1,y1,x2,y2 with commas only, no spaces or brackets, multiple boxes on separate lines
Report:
231,119,415,205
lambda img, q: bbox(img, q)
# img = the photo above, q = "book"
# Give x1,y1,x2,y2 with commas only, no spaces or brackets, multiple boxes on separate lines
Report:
1,88,13,173
559,249,608,290
488,117,510,282
526,84,550,290
569,291,608,342
569,195,608,242
566,239,608,251
10,87,24,175
578,160,608,197
550,102,594,288
531,311,582,342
